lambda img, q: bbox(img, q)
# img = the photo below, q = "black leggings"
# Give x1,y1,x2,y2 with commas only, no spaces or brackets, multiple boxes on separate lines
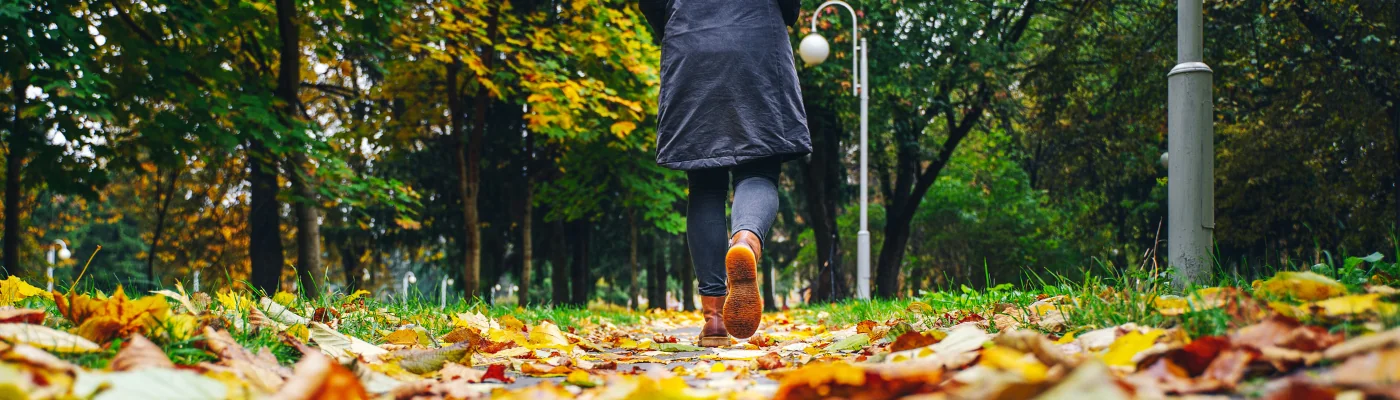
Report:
687,158,781,297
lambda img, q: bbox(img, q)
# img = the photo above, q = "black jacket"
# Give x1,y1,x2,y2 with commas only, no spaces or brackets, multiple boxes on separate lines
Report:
638,0,811,171
640,0,801,44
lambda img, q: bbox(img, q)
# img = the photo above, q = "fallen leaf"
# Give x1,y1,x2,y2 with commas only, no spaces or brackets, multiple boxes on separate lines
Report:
308,322,387,363
382,328,422,346
259,297,310,326
150,282,200,315
0,322,101,353
482,364,514,383
773,361,941,400
269,351,370,400
1036,361,1132,400
658,342,705,352
1326,347,1400,387
565,369,597,387
1324,327,1400,360
520,361,572,376
1307,294,1397,317
756,352,784,370
890,330,940,352
109,334,173,371
392,340,472,374
1254,271,1349,301
53,286,171,343
0,308,44,324
74,367,227,400
1102,329,1166,368
979,346,1048,382
0,276,49,306
828,333,871,352
201,326,288,393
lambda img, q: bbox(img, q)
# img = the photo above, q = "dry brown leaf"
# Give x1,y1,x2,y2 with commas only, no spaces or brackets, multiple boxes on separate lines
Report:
994,330,1071,367
520,361,573,376
756,352,785,370
1327,347,1400,387
0,342,79,373
110,333,174,371
1035,361,1133,400
202,326,289,393
1181,348,1257,393
773,361,943,400
890,330,940,353
268,351,370,400
0,308,44,324
1323,327,1400,361
1259,378,1341,400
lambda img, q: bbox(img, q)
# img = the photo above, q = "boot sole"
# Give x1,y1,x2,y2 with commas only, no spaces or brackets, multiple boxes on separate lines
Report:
722,244,762,338
698,336,731,347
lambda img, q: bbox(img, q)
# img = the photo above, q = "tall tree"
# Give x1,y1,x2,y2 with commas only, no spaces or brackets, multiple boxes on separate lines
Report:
864,0,1043,297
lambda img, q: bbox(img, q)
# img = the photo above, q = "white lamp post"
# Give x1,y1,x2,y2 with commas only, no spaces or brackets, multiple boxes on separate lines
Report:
401,271,417,300
46,240,71,292
440,277,455,309
798,1,871,299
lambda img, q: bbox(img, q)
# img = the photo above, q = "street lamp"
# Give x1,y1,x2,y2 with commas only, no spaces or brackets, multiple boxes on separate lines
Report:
46,240,71,292
798,1,871,299
1167,0,1214,287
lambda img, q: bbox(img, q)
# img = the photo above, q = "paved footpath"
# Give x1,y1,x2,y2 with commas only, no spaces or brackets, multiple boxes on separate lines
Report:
496,325,780,395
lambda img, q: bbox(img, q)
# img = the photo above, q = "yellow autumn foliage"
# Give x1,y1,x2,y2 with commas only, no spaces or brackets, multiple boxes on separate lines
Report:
0,276,50,306
53,286,171,343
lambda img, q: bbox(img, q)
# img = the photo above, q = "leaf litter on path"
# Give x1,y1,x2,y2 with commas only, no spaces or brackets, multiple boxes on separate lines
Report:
3,269,1400,398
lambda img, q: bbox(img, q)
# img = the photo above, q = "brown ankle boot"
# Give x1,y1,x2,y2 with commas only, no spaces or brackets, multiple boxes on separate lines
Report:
723,230,764,339
699,296,729,347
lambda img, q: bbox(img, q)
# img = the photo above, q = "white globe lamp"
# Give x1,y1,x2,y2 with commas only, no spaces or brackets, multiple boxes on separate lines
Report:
798,34,830,66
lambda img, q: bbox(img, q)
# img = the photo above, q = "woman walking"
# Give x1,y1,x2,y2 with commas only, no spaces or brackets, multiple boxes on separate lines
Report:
639,0,809,345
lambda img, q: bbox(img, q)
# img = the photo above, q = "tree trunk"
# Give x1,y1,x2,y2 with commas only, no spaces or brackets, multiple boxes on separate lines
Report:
248,139,286,295
4,69,27,279
649,234,665,309
875,99,985,298
678,238,695,311
289,154,321,297
802,95,844,302
551,220,570,304
1393,105,1400,234
340,242,362,292
519,130,533,306
146,164,179,288
459,5,501,301
627,211,639,309
447,55,472,298
570,221,590,305
276,0,319,298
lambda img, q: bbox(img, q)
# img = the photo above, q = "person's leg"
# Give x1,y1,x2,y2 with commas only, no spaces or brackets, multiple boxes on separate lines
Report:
687,168,730,297
686,167,731,346
729,158,781,243
722,157,781,339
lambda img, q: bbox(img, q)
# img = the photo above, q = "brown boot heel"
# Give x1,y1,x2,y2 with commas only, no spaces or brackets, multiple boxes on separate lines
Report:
723,232,763,339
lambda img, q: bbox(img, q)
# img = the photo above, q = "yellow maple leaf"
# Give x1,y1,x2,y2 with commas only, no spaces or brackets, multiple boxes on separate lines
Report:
53,286,171,343
1100,329,1165,367
1307,294,1400,317
979,346,1049,382
0,276,49,306
1253,271,1349,301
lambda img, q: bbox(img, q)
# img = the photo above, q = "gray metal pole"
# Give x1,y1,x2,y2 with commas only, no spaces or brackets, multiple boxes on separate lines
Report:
1167,0,1214,287
856,37,870,300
